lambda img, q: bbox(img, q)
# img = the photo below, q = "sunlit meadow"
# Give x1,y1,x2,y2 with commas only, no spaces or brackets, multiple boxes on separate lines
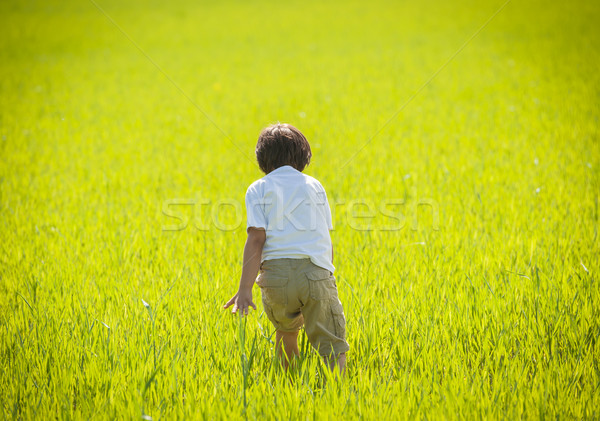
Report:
1,0,599,419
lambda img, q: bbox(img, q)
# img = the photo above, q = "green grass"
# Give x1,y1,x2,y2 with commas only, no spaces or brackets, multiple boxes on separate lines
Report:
1,0,599,419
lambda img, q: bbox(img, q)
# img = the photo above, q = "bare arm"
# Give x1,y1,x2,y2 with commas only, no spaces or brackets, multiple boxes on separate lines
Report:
223,227,266,315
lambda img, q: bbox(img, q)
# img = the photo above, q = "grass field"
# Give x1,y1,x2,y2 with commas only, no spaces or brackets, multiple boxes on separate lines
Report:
1,0,599,419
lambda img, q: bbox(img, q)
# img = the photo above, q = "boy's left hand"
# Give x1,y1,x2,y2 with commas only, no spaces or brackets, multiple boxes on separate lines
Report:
223,289,257,316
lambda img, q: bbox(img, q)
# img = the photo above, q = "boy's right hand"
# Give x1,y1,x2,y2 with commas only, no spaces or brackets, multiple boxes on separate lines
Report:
223,288,257,316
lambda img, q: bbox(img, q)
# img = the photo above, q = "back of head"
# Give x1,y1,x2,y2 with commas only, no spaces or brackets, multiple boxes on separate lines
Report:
255,123,312,174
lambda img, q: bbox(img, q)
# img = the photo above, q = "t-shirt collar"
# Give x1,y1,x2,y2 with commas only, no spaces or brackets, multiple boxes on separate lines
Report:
269,165,297,175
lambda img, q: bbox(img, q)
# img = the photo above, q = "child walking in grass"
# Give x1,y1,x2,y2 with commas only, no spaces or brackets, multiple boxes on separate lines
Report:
224,123,349,372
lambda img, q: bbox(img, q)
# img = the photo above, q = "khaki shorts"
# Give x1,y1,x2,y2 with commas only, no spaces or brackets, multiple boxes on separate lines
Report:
256,258,350,357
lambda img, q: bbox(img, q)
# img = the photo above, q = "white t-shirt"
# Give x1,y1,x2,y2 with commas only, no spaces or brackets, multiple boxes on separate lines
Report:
245,165,334,273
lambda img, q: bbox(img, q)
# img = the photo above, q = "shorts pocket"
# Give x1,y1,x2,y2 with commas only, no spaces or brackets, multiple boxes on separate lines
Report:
257,272,288,305
331,295,346,322
305,269,335,301
330,297,346,336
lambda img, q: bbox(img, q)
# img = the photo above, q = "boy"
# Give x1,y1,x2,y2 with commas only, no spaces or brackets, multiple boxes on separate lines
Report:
223,123,349,372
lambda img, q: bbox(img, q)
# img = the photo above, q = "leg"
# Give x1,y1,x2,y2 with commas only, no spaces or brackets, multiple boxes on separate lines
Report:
336,352,347,375
300,270,350,378
324,352,346,375
275,330,299,369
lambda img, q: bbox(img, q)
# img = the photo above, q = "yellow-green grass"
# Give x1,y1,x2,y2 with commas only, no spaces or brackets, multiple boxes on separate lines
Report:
1,0,598,418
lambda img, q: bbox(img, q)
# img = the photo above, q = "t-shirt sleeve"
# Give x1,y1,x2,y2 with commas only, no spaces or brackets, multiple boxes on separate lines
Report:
317,183,334,230
324,192,333,230
245,183,267,230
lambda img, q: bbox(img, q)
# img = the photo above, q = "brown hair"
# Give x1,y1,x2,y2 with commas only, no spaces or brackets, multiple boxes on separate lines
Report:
255,123,312,174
